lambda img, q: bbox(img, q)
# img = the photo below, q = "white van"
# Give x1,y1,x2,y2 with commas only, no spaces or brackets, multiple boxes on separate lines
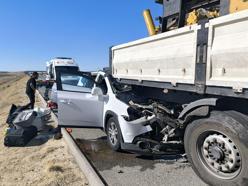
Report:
46,57,79,81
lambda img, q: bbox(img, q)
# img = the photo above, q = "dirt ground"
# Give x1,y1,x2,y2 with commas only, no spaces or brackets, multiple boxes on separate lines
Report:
0,73,89,186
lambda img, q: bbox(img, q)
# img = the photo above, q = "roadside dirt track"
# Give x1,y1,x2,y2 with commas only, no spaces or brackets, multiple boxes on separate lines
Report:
0,73,88,186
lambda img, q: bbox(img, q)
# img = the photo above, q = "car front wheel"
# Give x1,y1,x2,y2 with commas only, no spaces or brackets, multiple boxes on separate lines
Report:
106,117,122,151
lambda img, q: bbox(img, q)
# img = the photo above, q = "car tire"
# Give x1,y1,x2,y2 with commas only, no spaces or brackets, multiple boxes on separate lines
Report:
184,111,248,186
106,117,122,151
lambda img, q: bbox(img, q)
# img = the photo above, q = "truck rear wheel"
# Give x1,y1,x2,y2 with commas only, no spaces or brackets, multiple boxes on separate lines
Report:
184,111,248,186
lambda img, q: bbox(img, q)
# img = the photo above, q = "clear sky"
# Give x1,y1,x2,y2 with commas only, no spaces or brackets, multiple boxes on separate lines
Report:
0,0,161,71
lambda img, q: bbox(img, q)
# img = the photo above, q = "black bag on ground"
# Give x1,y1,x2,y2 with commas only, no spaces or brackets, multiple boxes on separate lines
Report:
6,104,26,128
4,126,38,147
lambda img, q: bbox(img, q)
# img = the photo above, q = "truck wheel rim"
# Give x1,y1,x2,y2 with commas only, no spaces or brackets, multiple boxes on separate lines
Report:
197,132,242,179
108,122,118,146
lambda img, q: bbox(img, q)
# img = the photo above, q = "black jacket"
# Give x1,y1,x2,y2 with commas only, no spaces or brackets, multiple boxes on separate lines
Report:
26,78,36,95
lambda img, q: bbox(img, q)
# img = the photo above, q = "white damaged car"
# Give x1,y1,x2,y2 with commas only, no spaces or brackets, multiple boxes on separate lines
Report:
56,70,182,154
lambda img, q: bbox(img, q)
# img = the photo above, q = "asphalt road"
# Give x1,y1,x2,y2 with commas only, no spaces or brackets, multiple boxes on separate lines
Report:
38,85,207,186
72,128,207,186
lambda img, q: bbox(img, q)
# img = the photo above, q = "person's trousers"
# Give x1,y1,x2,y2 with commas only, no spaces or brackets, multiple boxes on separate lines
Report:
25,93,35,109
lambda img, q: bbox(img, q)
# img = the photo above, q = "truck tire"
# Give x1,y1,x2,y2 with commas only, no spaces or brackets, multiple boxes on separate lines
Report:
184,111,248,186
106,117,122,151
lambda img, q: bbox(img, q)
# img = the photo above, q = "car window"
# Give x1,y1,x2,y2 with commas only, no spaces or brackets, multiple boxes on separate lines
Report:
95,75,108,95
60,73,94,93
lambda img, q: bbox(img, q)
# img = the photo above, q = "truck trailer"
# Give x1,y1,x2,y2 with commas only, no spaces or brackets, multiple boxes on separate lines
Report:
109,1,248,185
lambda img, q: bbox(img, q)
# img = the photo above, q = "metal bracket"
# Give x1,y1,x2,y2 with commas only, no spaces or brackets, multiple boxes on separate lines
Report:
233,86,244,93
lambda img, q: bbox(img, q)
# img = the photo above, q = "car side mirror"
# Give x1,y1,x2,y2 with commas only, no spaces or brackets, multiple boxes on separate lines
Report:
91,87,103,96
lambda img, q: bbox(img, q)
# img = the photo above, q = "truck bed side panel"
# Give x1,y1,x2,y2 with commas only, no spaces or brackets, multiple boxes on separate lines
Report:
206,10,248,89
112,25,199,85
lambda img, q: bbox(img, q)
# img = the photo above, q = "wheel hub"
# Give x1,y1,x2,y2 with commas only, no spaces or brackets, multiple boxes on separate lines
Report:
108,122,118,145
209,145,224,161
202,134,241,174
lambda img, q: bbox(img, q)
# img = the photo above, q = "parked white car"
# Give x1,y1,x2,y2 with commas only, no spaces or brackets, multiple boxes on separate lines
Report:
50,76,81,103
50,83,58,104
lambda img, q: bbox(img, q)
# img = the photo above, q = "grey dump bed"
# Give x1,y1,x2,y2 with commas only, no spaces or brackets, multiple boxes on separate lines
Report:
111,10,248,98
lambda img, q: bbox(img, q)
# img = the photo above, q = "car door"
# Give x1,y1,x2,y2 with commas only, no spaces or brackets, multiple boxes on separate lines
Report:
56,70,104,128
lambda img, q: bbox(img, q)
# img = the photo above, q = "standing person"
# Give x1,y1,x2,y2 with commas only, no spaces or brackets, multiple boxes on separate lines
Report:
25,72,39,109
